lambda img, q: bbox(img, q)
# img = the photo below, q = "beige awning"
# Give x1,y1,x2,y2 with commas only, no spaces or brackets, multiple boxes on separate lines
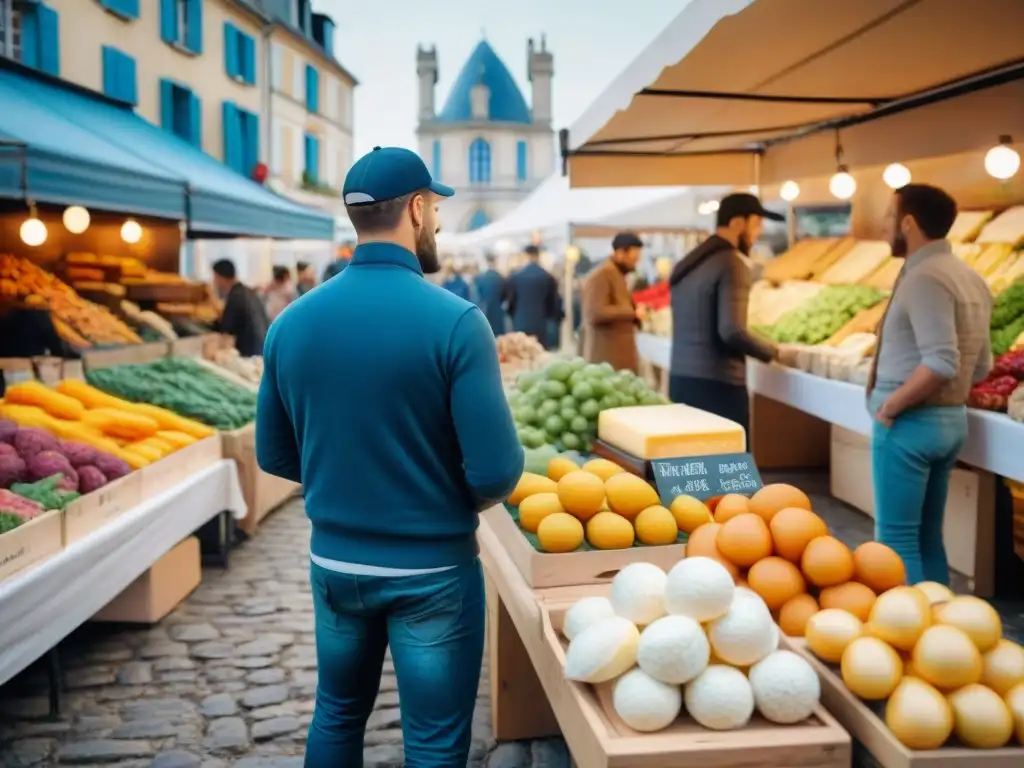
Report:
567,0,1024,188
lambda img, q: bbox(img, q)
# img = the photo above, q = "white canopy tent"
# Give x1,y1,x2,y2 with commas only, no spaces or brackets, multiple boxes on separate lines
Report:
566,0,1024,189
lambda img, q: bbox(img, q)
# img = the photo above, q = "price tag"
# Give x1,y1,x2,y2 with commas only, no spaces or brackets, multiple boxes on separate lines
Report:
651,452,763,505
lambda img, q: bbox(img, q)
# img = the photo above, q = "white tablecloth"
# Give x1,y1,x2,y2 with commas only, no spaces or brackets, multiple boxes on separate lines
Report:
0,460,247,686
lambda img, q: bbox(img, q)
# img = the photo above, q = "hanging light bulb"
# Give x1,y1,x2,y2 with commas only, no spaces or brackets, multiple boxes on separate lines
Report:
705,199,720,213
20,216,48,247
121,219,143,244
984,136,1020,180
62,205,91,234
829,166,857,200
882,163,911,189
779,180,800,202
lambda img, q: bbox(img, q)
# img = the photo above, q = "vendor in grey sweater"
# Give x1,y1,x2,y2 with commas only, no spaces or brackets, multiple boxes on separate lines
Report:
668,193,780,432
867,183,992,587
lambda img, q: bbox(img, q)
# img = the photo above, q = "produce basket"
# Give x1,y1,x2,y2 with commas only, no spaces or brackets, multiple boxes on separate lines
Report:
0,510,62,582
537,601,850,768
783,638,1024,768
484,504,685,589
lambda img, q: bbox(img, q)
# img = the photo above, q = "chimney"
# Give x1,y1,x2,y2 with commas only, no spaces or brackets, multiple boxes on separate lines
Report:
527,35,553,123
416,44,439,122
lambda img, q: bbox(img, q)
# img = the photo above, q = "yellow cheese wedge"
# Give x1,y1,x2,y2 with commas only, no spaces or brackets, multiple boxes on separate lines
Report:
597,404,746,460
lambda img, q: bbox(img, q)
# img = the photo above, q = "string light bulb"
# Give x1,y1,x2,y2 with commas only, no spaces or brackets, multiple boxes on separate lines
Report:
62,205,91,234
882,163,911,189
779,181,800,202
120,219,143,244
984,136,1020,180
20,216,47,247
829,167,857,200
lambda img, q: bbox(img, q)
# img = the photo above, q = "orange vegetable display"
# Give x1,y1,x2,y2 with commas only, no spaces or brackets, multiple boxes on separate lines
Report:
4,381,85,420
83,408,161,441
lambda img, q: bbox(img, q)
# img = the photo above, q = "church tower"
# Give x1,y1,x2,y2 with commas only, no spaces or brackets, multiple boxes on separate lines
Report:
417,45,438,121
528,36,554,124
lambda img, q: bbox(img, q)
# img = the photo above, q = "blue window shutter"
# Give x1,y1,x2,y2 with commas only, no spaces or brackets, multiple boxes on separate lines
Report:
242,35,256,84
432,140,442,180
37,4,60,76
20,8,39,68
244,111,259,175
187,0,204,54
121,53,138,105
159,0,177,44
189,92,202,149
160,79,175,131
222,102,241,173
101,0,140,19
223,23,238,78
102,46,117,98
516,140,527,182
311,137,319,181
306,65,319,112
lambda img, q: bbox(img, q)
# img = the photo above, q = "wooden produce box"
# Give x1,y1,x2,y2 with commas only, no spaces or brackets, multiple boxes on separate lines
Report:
139,435,222,501
829,425,997,594
222,423,298,534
92,536,201,623
82,341,169,371
0,510,63,582
483,505,685,589
784,638,1024,768
540,602,851,768
192,357,259,392
64,471,144,544
169,333,222,360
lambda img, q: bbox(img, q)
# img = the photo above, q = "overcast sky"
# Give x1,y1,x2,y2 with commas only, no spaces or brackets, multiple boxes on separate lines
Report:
317,0,689,158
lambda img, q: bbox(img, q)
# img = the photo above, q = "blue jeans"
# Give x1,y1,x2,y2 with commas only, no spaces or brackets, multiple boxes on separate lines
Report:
869,392,967,586
306,559,486,768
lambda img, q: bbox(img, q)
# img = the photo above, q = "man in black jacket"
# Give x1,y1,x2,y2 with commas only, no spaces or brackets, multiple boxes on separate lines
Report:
212,259,270,357
668,193,780,433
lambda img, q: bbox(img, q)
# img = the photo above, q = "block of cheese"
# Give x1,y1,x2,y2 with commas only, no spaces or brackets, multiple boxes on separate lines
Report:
598,404,746,460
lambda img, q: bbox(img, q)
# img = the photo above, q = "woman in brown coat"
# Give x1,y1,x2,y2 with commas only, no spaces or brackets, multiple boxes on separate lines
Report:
581,233,643,373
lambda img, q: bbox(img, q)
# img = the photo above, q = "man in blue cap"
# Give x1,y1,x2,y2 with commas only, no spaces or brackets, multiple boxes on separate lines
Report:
256,147,524,765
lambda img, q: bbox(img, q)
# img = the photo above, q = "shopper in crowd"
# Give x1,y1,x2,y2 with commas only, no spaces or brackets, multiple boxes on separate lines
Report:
211,259,269,358
262,265,297,322
668,193,779,431
868,184,992,586
255,146,523,766
475,253,508,335
322,242,354,282
505,244,560,349
295,261,316,296
581,232,644,372
442,262,473,302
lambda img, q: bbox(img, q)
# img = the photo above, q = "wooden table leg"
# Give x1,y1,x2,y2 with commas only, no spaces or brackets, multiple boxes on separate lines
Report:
485,574,561,742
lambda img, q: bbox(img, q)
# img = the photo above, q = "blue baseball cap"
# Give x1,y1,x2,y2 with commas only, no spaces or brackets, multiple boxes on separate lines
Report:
342,146,454,206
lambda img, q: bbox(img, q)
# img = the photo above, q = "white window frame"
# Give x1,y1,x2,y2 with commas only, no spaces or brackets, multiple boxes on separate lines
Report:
292,55,305,102
270,43,283,91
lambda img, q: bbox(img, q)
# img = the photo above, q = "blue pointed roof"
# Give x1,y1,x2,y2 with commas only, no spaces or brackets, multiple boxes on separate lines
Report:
437,41,532,124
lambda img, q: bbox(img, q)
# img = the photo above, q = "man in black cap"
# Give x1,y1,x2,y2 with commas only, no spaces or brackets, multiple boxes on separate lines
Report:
505,244,561,348
668,193,780,432
581,232,644,372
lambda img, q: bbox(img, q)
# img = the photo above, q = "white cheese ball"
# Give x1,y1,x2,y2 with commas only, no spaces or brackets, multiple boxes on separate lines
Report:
564,616,639,684
685,665,755,731
610,562,667,626
612,668,682,732
707,594,777,667
563,596,615,641
749,650,821,724
637,615,710,685
664,557,735,622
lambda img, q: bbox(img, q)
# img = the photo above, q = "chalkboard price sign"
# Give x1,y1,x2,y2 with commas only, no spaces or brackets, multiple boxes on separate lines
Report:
650,452,763,504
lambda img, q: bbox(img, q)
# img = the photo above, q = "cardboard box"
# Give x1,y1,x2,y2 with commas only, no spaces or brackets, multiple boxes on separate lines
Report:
139,436,223,500
0,510,63,583
483,505,685,589
222,423,298,533
92,536,202,623
63,472,144,544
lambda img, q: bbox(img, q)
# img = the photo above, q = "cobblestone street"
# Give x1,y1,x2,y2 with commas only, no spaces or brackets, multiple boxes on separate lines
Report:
0,500,569,767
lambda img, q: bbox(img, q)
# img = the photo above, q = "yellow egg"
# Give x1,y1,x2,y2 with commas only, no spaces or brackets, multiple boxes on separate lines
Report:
536,512,584,553
669,494,713,534
586,511,635,550
1006,682,1024,744
547,456,580,482
805,609,864,664
633,505,679,546
580,458,624,481
947,683,1015,749
912,625,983,691
866,587,931,651
604,473,660,520
915,581,955,605
933,596,1003,653
885,677,953,750
518,493,564,533
981,639,1024,696
841,636,903,700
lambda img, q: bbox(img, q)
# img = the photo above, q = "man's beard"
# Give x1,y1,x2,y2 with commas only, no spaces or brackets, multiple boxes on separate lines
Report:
415,225,440,274
890,232,908,258
737,230,752,256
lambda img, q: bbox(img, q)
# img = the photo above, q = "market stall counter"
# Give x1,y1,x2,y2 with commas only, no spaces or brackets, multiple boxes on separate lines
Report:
477,506,852,767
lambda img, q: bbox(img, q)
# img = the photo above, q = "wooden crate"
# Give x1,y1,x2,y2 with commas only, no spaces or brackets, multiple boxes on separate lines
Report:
784,638,1024,768
92,536,202,623
482,505,685,589
0,510,63,582
538,602,851,768
82,341,169,371
139,435,223,500
64,471,144,544
222,423,298,533
169,333,223,360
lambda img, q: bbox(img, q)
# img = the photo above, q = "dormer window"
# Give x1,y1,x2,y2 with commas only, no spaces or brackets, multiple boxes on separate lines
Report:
469,83,489,120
